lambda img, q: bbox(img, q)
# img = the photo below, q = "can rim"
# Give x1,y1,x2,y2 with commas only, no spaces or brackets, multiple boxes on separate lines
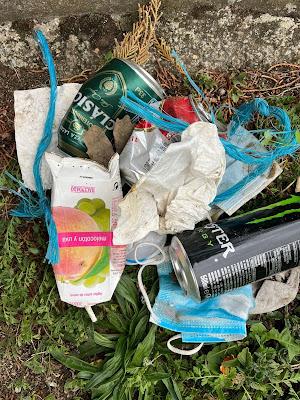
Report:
189,95,211,123
189,95,227,132
169,236,201,299
121,58,165,99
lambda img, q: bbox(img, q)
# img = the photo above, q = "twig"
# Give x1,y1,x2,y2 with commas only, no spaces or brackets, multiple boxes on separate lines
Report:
260,74,279,84
61,69,92,83
280,179,296,194
242,76,300,93
295,177,300,193
268,63,300,71
279,84,300,96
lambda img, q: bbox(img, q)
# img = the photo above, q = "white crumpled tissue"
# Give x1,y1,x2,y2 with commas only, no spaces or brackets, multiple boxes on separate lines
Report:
113,121,226,245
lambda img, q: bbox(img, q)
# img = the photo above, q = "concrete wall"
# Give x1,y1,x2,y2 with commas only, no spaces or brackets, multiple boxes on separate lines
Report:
0,0,300,75
1,0,299,22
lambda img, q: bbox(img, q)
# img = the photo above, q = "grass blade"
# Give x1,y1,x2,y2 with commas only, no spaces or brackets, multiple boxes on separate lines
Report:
162,378,182,400
130,324,157,368
115,275,139,313
146,372,171,382
86,336,126,390
50,348,98,373
94,332,118,349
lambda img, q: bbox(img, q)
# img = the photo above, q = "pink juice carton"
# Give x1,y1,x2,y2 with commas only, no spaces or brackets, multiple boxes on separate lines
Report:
45,152,126,321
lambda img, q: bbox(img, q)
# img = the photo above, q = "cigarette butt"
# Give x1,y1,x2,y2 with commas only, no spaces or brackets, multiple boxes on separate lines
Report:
85,306,97,322
296,177,300,193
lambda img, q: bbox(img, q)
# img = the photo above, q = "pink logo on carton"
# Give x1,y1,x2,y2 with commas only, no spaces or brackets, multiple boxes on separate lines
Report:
58,232,113,247
71,185,95,193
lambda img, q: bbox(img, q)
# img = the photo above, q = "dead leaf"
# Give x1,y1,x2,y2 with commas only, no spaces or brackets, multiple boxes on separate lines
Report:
84,125,114,168
113,115,134,154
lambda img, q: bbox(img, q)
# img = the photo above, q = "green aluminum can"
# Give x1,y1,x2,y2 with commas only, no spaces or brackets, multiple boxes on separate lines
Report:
58,58,165,158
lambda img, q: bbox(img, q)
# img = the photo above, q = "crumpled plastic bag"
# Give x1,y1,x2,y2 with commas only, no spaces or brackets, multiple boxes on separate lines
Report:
113,121,226,245
251,267,300,314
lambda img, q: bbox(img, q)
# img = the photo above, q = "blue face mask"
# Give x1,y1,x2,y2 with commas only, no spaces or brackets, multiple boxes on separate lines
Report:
138,258,255,355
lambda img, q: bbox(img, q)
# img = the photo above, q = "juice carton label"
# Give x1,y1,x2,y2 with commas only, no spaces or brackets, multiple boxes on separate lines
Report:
45,152,126,307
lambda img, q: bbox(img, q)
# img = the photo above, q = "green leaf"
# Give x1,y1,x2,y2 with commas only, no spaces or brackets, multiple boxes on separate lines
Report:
24,357,45,374
207,343,239,373
104,50,113,62
113,380,130,400
130,324,157,367
162,378,183,400
249,381,268,393
28,247,40,255
289,372,300,383
231,92,240,103
250,322,268,335
129,314,149,348
79,339,107,358
237,347,253,368
261,130,273,146
128,305,148,336
107,311,129,333
115,292,135,319
45,396,56,400
115,275,139,313
265,328,300,361
146,372,171,382
50,349,98,373
77,371,94,380
86,336,126,390
94,332,118,349
295,130,300,143
91,368,124,398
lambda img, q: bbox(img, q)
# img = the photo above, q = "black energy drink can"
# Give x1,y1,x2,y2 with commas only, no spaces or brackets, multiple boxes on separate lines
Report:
58,58,164,158
169,196,300,300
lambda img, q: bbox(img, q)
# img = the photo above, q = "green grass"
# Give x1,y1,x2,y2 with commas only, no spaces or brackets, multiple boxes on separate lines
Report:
50,277,300,400
0,78,300,399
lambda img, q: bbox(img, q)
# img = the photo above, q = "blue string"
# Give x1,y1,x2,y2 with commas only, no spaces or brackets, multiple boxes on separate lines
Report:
10,30,59,265
122,93,188,133
171,50,216,124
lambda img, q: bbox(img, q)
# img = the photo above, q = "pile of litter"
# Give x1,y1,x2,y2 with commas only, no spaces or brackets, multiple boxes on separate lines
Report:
7,29,300,355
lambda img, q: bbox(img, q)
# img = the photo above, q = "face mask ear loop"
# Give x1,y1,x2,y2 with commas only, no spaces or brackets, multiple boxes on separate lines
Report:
134,242,166,266
167,334,204,356
136,243,166,317
137,265,155,316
